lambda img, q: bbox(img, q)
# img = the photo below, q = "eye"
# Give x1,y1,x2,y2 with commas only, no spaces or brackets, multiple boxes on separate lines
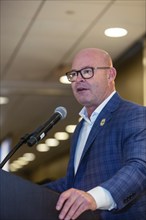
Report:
82,68,92,75
70,71,77,77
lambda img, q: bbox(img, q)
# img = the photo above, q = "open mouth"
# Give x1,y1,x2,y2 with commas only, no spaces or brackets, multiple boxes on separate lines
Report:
77,88,88,92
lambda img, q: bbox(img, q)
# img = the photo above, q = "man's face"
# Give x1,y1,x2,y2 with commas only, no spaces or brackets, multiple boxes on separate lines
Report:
71,51,112,108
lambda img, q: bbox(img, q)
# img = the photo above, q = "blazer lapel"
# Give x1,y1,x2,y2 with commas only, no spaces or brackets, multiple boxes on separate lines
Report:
80,109,112,162
69,92,122,180
79,92,122,165
67,120,84,182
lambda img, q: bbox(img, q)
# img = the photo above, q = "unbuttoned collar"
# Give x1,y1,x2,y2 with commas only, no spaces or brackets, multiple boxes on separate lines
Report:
79,91,116,124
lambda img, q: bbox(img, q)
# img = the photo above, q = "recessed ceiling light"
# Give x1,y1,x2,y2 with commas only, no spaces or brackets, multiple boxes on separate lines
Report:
9,164,18,172
36,143,50,152
0,96,9,105
59,76,71,84
16,157,29,166
54,132,69,140
10,161,23,170
65,125,76,133
45,138,59,147
104,27,128,37
23,153,36,161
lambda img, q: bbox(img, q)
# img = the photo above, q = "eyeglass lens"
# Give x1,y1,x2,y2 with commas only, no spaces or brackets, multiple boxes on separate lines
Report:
67,67,94,81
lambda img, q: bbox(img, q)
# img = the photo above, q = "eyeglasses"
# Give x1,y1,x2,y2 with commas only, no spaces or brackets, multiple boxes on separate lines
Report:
66,66,111,82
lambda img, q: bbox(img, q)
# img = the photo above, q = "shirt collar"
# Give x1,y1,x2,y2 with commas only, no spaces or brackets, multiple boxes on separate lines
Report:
79,91,116,123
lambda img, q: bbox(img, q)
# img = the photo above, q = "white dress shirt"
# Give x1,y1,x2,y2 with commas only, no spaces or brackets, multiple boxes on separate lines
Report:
74,91,117,210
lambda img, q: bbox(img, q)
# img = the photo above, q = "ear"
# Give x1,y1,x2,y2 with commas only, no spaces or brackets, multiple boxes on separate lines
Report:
107,67,117,80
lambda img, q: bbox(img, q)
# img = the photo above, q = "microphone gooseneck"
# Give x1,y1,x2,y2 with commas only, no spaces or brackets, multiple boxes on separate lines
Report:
0,106,67,168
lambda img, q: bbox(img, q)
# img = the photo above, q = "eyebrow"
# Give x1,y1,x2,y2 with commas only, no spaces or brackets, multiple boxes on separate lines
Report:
71,66,92,71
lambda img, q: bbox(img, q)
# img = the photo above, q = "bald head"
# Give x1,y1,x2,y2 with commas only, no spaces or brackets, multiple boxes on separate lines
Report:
70,48,116,114
72,48,113,69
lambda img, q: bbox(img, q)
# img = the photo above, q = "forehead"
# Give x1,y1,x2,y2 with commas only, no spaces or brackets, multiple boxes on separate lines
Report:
72,50,104,69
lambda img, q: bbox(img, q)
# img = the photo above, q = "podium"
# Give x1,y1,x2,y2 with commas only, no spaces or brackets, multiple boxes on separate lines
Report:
0,170,99,220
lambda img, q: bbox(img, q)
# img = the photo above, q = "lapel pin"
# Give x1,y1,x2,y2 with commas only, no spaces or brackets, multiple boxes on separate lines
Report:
100,118,106,126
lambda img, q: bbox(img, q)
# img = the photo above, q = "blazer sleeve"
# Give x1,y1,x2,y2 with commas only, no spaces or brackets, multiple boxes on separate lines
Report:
100,105,146,210
45,176,67,193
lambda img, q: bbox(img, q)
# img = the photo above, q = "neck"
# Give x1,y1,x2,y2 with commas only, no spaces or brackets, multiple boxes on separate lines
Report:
86,107,97,118
86,90,115,118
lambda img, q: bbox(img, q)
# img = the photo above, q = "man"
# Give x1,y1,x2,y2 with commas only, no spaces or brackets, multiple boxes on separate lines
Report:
47,48,146,220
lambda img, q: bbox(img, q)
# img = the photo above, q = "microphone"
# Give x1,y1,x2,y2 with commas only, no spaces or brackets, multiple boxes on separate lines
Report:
27,106,67,147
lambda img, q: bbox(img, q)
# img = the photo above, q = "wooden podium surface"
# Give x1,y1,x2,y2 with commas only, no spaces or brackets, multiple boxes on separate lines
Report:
0,170,99,220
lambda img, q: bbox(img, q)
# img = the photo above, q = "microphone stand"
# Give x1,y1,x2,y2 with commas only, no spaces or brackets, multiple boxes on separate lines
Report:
0,133,32,169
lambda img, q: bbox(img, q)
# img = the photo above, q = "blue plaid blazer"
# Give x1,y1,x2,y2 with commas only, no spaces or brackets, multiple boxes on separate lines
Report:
47,93,146,220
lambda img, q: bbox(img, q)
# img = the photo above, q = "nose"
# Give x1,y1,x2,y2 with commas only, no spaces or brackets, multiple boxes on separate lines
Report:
75,72,85,82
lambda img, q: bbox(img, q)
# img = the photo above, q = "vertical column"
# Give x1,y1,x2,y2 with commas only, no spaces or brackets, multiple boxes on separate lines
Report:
143,38,146,106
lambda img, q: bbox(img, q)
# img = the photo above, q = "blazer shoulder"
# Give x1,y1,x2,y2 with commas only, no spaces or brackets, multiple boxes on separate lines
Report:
111,93,146,112
106,93,146,123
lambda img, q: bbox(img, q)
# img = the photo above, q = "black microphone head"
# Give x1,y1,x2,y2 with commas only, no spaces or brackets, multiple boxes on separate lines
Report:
55,106,67,119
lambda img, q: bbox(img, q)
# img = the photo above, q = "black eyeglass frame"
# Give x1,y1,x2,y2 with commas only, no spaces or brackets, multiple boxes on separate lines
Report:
66,66,111,82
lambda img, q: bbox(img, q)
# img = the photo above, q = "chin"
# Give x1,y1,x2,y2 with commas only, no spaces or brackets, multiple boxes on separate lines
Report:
78,99,90,106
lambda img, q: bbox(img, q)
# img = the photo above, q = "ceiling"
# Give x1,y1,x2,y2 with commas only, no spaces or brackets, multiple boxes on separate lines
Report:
0,0,145,177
